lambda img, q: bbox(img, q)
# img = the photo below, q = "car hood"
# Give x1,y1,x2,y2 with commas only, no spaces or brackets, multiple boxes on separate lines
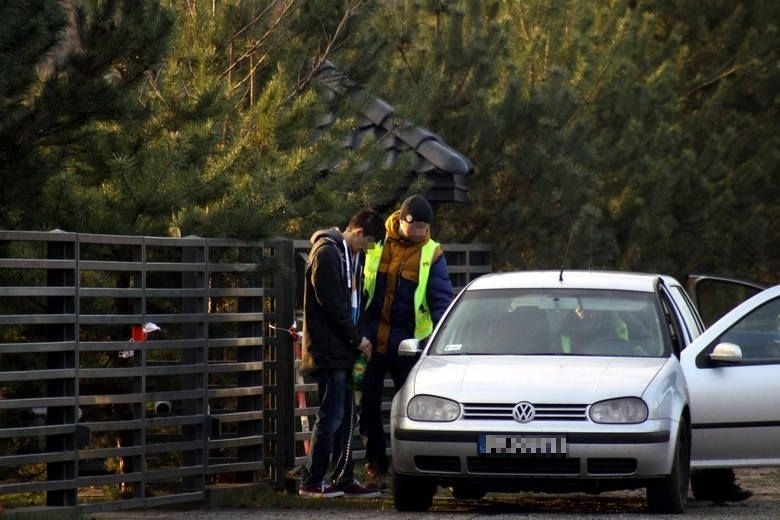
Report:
409,355,668,403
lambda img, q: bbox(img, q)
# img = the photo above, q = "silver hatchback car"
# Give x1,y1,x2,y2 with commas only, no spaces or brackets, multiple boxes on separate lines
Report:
391,271,698,513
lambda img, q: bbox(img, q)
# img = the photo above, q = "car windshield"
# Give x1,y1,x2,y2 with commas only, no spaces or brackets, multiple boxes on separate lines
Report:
430,288,669,357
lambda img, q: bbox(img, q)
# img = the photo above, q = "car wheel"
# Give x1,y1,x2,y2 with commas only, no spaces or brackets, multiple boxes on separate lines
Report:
646,417,690,514
449,484,485,500
393,473,436,512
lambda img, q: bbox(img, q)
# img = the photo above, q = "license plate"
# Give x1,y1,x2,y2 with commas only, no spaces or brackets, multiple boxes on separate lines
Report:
478,434,567,457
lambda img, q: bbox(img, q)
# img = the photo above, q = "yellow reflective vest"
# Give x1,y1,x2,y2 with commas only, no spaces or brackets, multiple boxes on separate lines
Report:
364,239,438,339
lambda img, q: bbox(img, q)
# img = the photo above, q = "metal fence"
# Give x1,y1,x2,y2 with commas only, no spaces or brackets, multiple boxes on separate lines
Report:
0,230,490,516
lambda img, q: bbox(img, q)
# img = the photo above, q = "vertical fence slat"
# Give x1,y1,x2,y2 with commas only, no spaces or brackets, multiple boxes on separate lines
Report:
45,236,78,507
181,239,206,493
260,239,297,489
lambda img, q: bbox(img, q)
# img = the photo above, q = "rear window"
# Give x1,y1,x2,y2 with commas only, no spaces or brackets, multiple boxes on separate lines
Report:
430,288,668,358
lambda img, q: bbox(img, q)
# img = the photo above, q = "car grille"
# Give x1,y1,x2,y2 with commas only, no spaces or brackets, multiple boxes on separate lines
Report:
587,458,637,475
467,456,581,475
463,457,637,476
415,455,461,472
462,403,588,421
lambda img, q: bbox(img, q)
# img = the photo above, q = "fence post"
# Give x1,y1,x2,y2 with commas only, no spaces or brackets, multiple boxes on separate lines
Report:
236,240,264,482
120,239,145,499
182,238,207,493
45,235,77,507
262,238,296,489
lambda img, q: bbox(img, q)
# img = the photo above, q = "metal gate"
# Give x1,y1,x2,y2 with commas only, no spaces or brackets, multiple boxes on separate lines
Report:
0,230,490,515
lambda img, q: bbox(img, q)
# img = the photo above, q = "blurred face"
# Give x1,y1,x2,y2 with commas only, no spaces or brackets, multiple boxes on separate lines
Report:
347,228,376,252
399,219,429,244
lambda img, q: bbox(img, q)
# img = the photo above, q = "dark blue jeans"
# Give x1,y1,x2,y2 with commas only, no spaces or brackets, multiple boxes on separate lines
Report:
358,350,416,474
304,368,355,486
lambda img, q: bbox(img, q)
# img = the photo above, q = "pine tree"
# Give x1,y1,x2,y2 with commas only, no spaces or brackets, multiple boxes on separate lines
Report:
166,0,412,239
48,0,411,238
581,0,779,280
2,1,776,281
664,0,779,281
0,0,173,231
0,0,67,228
363,0,778,280
360,1,613,269
1,1,403,237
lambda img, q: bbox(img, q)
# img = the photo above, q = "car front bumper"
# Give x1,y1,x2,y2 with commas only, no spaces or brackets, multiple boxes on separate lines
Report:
391,419,676,481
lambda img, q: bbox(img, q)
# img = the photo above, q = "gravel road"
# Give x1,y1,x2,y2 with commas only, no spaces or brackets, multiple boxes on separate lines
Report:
87,468,780,520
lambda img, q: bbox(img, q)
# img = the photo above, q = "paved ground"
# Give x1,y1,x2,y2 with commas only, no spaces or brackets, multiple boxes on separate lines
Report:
86,469,780,520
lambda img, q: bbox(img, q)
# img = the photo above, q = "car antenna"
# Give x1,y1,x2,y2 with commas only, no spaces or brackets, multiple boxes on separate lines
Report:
559,221,577,282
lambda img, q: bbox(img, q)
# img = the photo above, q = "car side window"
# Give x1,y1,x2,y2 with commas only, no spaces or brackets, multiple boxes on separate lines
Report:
691,278,764,327
671,286,705,337
718,297,780,362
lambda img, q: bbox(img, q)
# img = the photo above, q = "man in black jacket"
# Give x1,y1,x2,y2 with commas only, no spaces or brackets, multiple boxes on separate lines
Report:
299,208,385,498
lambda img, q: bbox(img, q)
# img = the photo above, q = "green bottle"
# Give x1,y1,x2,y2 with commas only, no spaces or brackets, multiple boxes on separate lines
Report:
349,352,368,391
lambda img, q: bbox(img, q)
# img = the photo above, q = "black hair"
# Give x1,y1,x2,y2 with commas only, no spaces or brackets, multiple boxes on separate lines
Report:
347,208,386,242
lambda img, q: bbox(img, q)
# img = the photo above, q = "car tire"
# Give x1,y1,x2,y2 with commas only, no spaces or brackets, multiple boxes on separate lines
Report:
449,484,486,500
646,417,690,514
393,473,436,512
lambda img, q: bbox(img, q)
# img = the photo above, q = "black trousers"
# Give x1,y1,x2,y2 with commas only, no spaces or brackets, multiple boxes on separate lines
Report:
358,350,416,473
690,468,737,499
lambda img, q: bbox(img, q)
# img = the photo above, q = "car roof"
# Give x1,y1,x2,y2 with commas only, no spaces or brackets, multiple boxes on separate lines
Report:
466,270,678,293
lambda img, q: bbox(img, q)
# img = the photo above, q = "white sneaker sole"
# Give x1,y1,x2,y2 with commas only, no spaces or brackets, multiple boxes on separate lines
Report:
299,490,345,498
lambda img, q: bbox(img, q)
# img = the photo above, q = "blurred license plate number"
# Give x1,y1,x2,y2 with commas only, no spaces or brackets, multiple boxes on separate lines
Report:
478,434,567,457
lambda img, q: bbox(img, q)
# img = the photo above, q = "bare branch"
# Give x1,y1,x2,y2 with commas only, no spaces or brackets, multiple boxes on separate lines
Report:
219,0,297,80
684,55,738,98
284,0,364,103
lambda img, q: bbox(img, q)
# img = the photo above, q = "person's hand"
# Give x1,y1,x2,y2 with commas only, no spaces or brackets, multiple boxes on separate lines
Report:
358,337,373,360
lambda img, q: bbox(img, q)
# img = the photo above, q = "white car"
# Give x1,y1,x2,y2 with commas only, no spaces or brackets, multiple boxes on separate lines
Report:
390,270,780,513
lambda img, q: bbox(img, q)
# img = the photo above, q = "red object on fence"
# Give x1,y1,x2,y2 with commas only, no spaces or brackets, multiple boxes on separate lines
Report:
131,324,147,342
130,322,161,343
121,323,161,359
288,322,301,343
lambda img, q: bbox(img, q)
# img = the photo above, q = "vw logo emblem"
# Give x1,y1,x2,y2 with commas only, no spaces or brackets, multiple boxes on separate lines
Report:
513,402,535,423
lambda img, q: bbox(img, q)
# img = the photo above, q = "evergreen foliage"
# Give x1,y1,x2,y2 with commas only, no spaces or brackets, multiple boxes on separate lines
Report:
0,0,173,231
365,0,777,281
0,0,776,281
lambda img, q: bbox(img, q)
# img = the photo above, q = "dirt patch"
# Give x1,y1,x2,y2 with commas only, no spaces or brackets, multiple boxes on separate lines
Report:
737,467,780,498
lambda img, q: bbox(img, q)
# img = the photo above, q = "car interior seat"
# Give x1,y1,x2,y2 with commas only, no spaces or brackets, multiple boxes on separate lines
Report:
561,309,629,355
490,306,556,354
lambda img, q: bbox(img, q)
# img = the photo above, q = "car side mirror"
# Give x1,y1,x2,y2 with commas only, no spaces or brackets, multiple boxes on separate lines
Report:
709,342,743,364
398,338,422,356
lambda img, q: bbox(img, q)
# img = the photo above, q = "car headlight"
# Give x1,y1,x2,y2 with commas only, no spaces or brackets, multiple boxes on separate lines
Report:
407,395,460,422
589,397,648,424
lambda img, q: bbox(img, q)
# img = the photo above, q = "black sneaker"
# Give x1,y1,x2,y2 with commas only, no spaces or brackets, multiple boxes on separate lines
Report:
712,484,753,503
336,479,382,498
299,482,345,498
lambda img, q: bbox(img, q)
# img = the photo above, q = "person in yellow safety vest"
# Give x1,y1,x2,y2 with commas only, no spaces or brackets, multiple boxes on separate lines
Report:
358,194,454,490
